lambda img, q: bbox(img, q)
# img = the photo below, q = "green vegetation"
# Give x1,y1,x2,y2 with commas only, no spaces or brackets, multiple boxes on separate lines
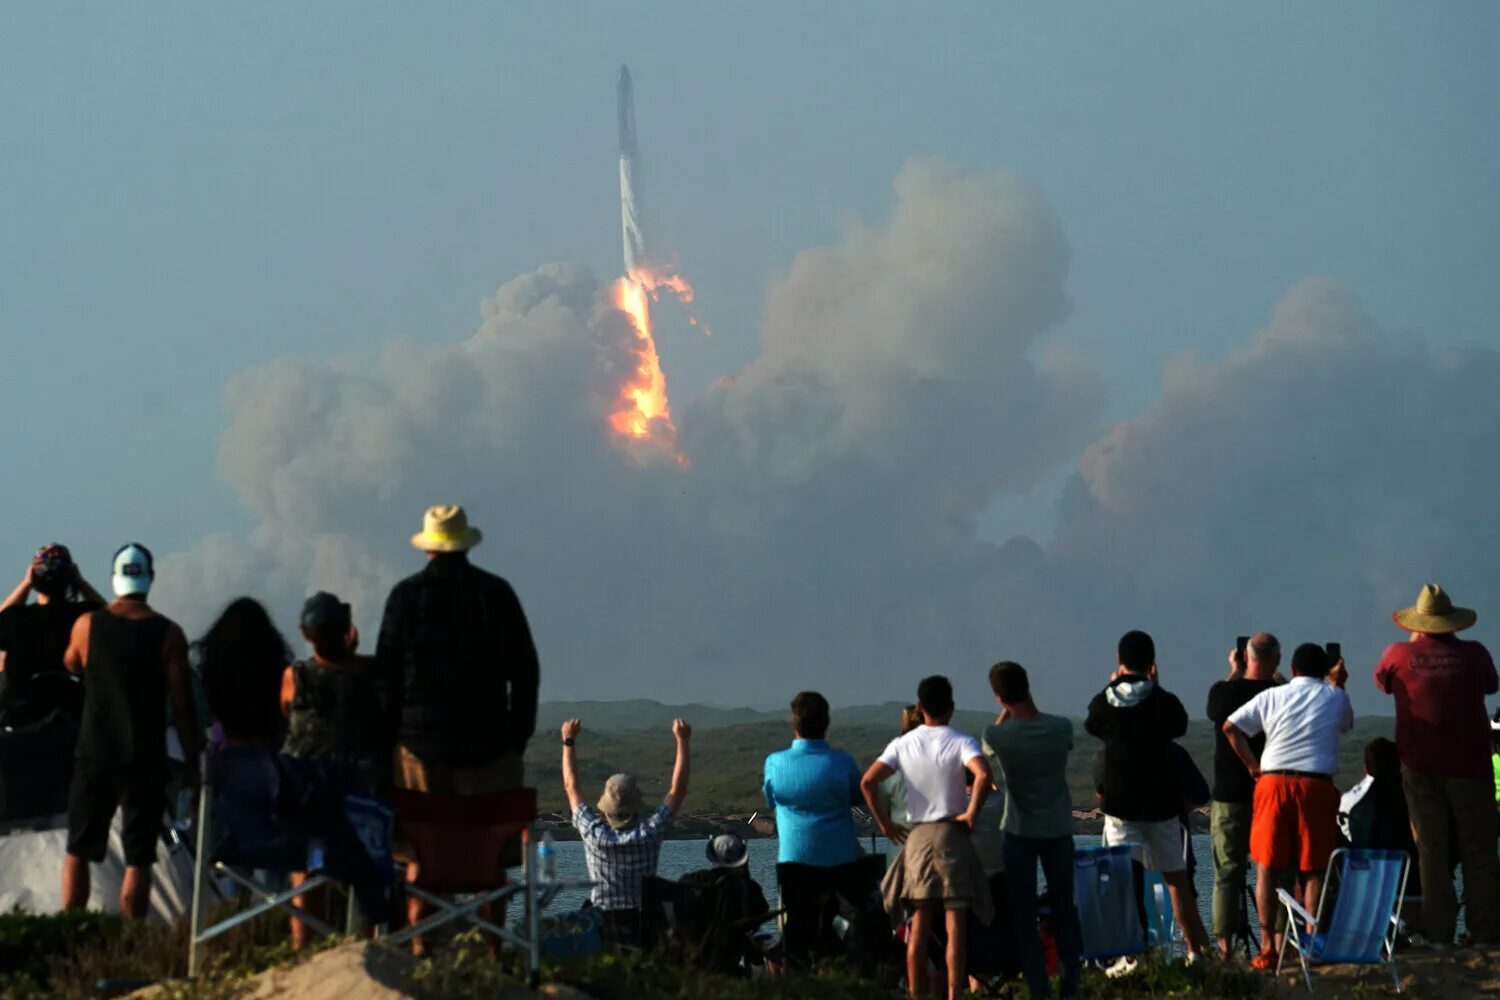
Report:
0,907,328,1000
528,703,1397,816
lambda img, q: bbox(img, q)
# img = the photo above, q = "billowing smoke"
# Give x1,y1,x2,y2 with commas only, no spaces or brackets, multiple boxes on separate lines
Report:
156,160,1500,712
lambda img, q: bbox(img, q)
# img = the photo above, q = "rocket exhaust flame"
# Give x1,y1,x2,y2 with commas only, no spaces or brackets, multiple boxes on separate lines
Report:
606,64,707,459
608,274,678,448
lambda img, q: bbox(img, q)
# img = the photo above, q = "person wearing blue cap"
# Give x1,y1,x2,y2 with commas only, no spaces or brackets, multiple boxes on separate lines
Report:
60,543,202,917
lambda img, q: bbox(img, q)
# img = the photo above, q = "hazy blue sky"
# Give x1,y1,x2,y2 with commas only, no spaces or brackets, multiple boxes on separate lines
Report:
4,4,1497,710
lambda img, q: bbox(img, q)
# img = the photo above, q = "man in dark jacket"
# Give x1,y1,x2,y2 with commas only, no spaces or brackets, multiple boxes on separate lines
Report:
377,504,540,940
1085,630,1210,963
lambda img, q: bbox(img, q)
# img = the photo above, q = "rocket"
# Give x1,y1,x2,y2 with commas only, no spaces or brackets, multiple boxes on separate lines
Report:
618,64,647,273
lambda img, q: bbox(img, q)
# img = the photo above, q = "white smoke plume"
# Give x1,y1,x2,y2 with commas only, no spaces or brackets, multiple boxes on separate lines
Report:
156,161,1500,712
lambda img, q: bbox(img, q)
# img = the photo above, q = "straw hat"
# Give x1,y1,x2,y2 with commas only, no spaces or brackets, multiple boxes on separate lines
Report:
410,504,483,552
1392,584,1476,634
597,773,643,830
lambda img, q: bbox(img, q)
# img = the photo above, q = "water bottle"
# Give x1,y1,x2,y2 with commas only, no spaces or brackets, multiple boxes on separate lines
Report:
538,831,556,881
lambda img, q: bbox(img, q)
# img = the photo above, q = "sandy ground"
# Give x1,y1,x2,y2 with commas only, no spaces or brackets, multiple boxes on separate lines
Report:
137,940,1499,999
133,943,589,1000
1268,943,1500,998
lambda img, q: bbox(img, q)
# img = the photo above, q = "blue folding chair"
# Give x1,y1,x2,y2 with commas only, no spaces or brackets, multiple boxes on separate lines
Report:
1074,845,1143,961
1276,848,1409,993
1143,869,1181,959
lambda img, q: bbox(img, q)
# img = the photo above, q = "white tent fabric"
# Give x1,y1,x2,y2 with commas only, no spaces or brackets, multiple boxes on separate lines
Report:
0,814,194,921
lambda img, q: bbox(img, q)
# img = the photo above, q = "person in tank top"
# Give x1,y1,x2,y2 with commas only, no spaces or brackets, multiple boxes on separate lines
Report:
279,591,380,947
61,543,201,917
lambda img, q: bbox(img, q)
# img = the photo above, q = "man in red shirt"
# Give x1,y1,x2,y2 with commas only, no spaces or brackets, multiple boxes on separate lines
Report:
1374,584,1499,947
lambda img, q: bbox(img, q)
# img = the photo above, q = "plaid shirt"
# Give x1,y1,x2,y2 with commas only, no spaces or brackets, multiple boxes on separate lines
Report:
573,803,673,910
375,554,539,765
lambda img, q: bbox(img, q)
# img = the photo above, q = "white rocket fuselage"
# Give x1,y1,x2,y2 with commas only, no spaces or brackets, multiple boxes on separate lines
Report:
620,154,645,274
618,64,647,274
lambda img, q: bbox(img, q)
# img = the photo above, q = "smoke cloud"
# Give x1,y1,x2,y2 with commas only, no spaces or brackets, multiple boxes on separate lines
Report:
156,160,1500,713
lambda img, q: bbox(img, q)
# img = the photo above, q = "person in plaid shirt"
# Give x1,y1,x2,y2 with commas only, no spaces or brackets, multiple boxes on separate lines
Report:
561,716,691,947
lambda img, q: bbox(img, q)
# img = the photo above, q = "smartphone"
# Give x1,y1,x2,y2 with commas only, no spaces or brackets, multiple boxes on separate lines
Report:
1236,635,1250,659
1326,642,1342,664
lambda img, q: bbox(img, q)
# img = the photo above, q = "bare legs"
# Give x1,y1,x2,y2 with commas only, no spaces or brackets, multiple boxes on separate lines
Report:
943,908,967,1000
904,905,969,1000
906,905,931,998
1162,870,1211,958
61,854,89,910
64,856,150,918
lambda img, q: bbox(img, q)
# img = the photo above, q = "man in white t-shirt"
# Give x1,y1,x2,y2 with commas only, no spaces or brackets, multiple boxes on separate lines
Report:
861,675,991,1000
1224,642,1353,969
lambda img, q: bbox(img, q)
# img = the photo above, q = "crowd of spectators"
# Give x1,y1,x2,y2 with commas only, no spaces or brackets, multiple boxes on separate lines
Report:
1,508,1496,996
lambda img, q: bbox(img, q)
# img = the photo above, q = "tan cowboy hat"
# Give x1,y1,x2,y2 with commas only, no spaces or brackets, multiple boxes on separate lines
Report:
1393,583,1476,634
410,504,483,552
597,773,643,830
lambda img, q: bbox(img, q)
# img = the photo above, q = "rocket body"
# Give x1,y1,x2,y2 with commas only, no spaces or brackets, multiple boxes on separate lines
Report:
618,65,647,273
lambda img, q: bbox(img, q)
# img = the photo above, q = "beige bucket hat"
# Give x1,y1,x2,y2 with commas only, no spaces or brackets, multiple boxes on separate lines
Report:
1393,584,1476,634
410,504,483,552
597,773,643,830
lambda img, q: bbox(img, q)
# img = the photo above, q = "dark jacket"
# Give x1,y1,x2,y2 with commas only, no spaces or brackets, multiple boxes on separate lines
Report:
1084,676,1188,822
375,554,539,766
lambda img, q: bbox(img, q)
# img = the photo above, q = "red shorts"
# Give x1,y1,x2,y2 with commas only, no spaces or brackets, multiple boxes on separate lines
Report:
1250,773,1339,872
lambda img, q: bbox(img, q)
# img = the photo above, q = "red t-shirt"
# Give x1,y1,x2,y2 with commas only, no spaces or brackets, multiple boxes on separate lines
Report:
1374,635,1498,779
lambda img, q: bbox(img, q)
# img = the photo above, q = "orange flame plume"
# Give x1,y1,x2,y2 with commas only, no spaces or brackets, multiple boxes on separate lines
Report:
606,263,706,463
608,275,677,446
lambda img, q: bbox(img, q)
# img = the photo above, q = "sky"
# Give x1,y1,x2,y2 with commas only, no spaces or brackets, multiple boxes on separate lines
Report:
3,4,1498,716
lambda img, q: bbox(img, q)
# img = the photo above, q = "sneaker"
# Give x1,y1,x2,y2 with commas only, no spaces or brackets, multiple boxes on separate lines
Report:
1104,956,1139,979
1249,949,1278,971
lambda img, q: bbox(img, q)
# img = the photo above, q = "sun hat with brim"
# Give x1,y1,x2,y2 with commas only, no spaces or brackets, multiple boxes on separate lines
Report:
597,773,643,830
705,833,749,869
410,504,483,552
1392,584,1477,634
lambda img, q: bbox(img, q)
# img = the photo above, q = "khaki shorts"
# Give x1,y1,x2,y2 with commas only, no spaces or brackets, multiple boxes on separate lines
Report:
392,745,524,865
902,820,986,905
1102,815,1186,873
392,745,524,794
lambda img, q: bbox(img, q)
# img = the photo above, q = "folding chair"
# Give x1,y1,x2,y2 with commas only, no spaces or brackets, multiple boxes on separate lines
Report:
382,787,592,984
1143,869,1181,959
1276,847,1409,993
188,749,383,976
1073,845,1144,962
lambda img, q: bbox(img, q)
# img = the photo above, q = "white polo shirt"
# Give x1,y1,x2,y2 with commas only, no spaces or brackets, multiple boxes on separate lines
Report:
1227,676,1354,775
877,725,984,823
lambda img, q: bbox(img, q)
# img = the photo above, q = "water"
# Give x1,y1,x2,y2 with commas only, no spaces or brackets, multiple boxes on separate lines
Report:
523,834,1225,930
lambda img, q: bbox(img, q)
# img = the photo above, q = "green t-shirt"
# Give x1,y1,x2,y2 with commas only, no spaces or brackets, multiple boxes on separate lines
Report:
982,713,1075,839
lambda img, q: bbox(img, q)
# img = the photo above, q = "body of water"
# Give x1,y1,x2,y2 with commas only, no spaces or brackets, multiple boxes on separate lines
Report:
528,834,1226,932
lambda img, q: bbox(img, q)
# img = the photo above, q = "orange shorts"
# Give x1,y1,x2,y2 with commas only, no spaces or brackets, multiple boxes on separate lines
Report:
1250,773,1339,872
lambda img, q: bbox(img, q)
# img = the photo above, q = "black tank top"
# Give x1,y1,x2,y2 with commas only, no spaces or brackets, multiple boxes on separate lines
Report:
75,611,171,770
281,657,379,764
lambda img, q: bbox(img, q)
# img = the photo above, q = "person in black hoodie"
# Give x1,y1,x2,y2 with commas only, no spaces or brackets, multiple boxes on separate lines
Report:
1086,630,1211,963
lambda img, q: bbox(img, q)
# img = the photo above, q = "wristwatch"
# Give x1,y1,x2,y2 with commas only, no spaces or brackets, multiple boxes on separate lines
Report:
562,737,575,747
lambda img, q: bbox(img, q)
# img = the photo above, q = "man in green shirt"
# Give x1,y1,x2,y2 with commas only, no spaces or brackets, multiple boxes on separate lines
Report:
983,662,1081,999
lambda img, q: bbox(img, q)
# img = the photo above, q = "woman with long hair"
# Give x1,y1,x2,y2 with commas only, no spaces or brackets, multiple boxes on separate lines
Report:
195,597,292,748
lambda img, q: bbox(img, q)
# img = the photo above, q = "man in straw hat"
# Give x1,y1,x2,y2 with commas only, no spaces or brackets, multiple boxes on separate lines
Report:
560,716,692,948
1374,584,1499,947
376,504,540,942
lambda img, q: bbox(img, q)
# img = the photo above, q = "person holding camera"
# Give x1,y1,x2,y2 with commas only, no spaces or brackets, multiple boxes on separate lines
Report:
1204,633,1281,959
0,544,105,723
